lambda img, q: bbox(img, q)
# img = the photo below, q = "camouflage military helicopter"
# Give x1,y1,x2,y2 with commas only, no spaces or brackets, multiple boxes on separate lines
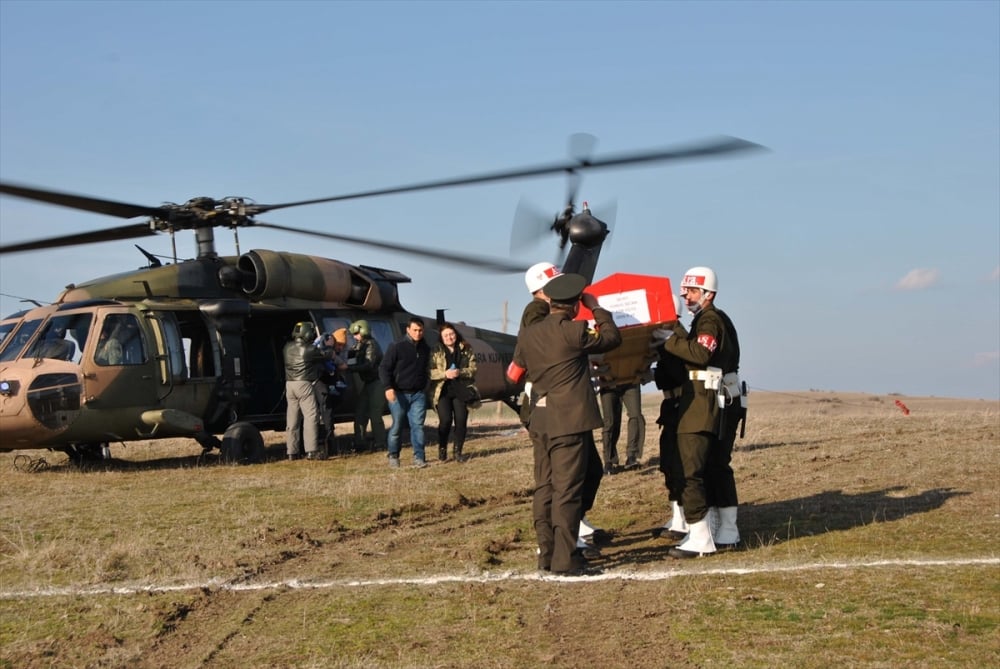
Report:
0,136,762,463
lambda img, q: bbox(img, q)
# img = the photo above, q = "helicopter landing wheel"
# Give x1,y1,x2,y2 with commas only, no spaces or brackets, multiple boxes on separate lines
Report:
63,443,106,467
220,422,265,465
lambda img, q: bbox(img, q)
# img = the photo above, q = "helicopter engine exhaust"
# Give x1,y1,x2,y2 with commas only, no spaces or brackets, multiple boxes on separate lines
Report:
237,250,373,306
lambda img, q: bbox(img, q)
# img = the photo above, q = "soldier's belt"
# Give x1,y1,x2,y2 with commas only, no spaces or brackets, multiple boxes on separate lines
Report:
689,366,723,390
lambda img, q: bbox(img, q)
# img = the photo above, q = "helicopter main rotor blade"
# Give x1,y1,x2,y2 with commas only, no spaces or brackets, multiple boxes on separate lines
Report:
255,222,530,273
0,183,166,219
254,136,767,213
0,222,158,254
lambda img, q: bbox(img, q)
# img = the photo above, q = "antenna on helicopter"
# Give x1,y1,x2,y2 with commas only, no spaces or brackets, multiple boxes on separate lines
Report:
135,245,162,268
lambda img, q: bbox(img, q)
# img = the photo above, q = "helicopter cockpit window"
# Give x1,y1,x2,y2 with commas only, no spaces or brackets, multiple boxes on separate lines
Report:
0,320,23,358
0,319,45,362
95,314,146,367
29,314,92,363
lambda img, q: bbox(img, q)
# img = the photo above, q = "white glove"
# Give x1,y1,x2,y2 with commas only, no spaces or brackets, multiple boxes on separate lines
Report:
651,327,674,342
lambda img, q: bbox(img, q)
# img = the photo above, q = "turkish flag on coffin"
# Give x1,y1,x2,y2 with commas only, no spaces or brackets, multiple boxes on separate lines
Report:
575,273,678,387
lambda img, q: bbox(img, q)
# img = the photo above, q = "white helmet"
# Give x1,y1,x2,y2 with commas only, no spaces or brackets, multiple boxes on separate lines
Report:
680,266,718,294
525,261,562,294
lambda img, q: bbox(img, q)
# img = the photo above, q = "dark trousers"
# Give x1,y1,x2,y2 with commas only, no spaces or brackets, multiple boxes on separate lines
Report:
436,394,469,456
706,406,742,508
530,408,588,573
657,398,685,502
582,431,603,515
677,431,713,523
600,385,646,465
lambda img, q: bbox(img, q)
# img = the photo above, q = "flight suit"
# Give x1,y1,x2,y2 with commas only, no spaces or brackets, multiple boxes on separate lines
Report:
512,306,621,573
349,337,387,451
283,338,326,458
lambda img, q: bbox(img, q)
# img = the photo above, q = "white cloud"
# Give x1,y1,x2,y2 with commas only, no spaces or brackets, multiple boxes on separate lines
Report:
973,351,999,367
894,268,940,291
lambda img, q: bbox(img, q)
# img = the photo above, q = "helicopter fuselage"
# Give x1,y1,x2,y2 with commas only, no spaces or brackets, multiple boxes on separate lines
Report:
0,251,520,456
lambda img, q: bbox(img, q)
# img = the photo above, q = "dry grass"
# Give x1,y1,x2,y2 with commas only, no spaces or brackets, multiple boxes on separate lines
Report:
1,390,998,668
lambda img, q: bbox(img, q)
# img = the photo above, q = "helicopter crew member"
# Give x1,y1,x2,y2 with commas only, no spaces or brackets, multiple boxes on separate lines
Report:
507,273,621,575
284,321,327,461
379,317,431,469
37,323,76,361
347,319,387,453
657,267,742,558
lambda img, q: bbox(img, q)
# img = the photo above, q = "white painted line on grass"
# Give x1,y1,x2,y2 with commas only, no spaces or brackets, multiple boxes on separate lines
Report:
2,557,997,599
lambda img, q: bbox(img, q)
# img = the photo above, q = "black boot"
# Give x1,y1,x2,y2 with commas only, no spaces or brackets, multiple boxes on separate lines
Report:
438,446,448,462
454,445,466,463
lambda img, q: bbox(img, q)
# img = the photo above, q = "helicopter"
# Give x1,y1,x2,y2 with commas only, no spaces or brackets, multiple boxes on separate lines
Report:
0,136,764,463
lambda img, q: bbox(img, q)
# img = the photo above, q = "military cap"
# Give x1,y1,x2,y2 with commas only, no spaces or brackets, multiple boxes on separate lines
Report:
545,273,588,304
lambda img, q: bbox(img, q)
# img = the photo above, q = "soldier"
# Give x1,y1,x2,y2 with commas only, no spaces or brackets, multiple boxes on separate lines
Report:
347,319,387,453
598,380,646,473
652,295,690,540
507,273,621,575
283,321,327,461
657,267,742,557
519,262,607,549
519,261,561,330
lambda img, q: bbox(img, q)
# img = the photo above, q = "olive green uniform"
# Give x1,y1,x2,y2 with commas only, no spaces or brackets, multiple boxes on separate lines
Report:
661,304,740,523
349,337,387,451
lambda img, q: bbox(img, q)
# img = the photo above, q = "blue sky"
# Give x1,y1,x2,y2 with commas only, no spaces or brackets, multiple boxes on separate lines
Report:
1,0,997,400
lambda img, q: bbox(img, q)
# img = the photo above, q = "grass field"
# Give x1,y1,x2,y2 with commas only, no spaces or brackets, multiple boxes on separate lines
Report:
1,390,998,668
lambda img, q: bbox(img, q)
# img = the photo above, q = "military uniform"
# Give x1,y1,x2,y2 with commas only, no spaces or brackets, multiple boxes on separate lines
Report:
599,382,645,470
519,294,605,536
654,347,688,504
511,276,621,574
661,304,740,525
349,336,387,451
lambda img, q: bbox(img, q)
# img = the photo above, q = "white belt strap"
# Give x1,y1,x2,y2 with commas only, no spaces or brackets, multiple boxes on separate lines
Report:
689,366,723,390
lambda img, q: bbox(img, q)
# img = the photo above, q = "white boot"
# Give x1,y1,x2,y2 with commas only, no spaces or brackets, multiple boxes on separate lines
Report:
669,518,716,558
664,501,689,534
713,506,740,548
706,506,719,537
578,516,597,540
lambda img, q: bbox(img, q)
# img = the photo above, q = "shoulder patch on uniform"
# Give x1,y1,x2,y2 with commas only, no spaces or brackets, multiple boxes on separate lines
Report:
696,333,718,353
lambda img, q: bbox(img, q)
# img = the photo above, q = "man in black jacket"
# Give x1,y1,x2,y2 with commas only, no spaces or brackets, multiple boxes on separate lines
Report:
379,317,431,469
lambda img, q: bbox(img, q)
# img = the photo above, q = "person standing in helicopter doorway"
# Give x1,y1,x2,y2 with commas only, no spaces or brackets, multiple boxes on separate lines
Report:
314,328,350,455
656,267,744,558
428,322,480,463
283,321,327,461
347,319,387,453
